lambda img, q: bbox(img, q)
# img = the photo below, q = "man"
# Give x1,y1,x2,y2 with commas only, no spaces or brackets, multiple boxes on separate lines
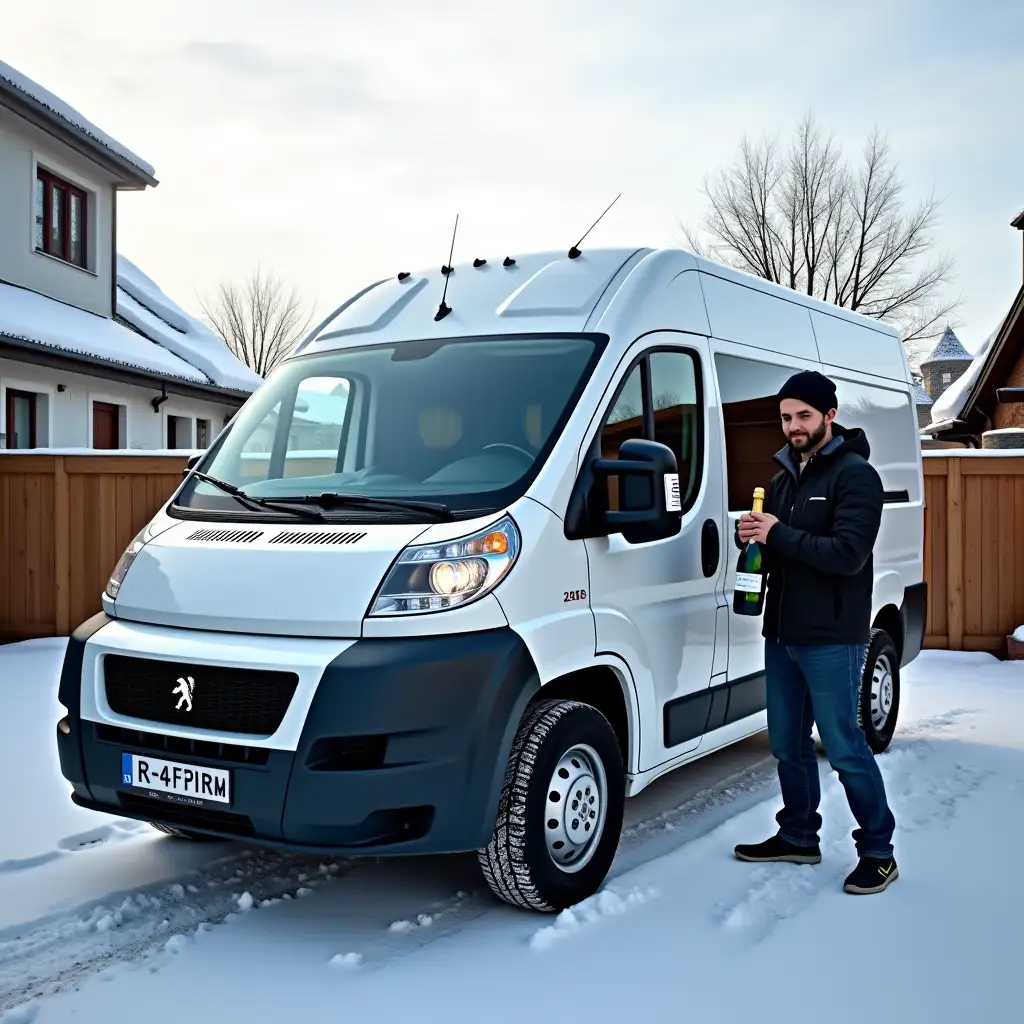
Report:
733,369,898,895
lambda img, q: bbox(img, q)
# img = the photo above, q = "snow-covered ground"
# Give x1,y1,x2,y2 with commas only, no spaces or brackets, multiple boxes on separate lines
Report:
1,638,1021,1023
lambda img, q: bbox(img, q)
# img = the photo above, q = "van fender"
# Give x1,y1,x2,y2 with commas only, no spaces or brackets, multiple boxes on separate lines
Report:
872,570,907,624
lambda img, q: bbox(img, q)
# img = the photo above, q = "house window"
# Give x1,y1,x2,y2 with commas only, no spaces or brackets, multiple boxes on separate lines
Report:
5,389,38,449
167,414,193,449
195,419,211,448
35,168,88,268
942,372,952,385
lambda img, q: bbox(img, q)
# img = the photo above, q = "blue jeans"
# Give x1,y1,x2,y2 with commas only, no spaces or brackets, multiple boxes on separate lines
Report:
765,640,896,859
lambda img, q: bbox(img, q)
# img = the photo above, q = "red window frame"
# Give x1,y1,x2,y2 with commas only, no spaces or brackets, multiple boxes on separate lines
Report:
36,168,88,268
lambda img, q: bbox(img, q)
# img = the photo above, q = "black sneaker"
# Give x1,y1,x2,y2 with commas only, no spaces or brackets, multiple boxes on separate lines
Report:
843,856,898,894
734,835,822,864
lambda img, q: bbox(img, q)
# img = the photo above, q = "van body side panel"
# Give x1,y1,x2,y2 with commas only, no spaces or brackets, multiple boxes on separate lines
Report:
490,498,597,684
698,272,820,363
810,310,904,381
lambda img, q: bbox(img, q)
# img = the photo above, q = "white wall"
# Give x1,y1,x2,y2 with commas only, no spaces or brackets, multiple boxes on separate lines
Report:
0,357,240,450
0,105,116,317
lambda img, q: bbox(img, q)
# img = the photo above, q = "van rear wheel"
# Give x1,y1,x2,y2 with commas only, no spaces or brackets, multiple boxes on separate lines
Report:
859,628,900,754
477,699,625,913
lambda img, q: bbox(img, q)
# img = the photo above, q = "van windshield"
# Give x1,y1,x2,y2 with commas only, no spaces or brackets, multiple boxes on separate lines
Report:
175,333,605,519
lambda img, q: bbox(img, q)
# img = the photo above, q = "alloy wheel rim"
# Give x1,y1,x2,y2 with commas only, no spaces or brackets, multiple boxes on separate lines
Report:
543,743,608,874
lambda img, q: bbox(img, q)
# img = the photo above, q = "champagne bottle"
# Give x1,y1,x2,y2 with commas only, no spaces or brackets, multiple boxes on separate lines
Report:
733,486,766,616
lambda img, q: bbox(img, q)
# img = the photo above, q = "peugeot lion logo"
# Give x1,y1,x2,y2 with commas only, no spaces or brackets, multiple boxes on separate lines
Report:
173,675,195,712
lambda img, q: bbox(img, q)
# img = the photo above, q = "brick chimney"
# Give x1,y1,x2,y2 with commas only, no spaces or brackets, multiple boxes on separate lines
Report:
1014,209,1024,282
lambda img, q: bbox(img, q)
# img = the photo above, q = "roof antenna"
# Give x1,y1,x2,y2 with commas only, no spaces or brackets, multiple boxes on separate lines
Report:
434,214,459,322
568,194,621,259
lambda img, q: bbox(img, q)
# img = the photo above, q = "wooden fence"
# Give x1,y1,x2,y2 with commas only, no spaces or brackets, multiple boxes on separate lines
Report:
0,453,188,642
923,453,1024,654
3,450,1024,652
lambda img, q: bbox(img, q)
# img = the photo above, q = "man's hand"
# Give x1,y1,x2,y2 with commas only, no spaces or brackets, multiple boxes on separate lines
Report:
737,511,779,545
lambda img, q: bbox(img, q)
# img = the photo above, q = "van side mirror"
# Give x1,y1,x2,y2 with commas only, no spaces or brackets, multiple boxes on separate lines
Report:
182,453,202,479
565,438,683,543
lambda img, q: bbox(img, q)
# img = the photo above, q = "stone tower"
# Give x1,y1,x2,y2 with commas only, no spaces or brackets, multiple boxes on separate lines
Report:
920,326,973,403
913,379,934,430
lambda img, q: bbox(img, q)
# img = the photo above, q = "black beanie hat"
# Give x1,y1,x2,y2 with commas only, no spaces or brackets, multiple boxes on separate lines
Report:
777,370,838,415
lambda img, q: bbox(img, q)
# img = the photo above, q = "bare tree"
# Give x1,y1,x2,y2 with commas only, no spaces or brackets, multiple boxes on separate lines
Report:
679,112,959,362
199,266,316,378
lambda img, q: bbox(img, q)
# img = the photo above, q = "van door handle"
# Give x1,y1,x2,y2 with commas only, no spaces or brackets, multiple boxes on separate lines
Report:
701,519,719,577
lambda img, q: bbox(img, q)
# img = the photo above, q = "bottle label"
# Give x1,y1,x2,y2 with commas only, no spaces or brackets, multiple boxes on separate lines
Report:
735,571,763,594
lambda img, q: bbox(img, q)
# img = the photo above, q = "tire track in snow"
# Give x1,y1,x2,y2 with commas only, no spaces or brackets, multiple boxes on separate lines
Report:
0,849,354,1014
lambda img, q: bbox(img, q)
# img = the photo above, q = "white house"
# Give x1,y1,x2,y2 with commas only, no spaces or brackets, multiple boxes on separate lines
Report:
0,59,262,451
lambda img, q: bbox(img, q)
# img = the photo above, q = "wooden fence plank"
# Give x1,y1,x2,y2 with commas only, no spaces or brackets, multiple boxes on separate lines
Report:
946,459,965,650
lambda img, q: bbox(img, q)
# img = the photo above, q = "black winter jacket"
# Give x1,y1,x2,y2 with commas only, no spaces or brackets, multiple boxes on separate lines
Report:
751,424,883,647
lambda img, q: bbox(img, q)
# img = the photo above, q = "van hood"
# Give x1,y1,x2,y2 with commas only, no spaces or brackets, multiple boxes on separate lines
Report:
111,518,432,638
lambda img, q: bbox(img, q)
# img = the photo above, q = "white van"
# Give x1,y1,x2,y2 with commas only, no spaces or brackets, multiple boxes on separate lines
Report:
55,246,926,913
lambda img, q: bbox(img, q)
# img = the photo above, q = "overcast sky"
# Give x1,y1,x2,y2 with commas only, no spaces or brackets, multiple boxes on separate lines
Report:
4,0,1022,356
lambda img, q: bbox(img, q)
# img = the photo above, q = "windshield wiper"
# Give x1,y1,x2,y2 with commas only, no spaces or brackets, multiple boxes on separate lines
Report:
191,472,324,521
272,492,456,521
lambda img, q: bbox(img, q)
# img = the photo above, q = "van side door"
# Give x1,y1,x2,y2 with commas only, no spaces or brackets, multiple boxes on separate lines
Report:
580,333,727,772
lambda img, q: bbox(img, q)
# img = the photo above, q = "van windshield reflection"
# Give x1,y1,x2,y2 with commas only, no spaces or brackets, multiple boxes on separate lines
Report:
177,334,604,518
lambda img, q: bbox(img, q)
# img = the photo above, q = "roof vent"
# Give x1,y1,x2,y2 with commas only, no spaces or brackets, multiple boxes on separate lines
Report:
187,528,264,543
268,530,367,546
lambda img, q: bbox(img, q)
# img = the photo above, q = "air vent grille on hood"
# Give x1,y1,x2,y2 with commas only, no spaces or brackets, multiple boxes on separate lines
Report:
188,528,264,543
269,530,368,546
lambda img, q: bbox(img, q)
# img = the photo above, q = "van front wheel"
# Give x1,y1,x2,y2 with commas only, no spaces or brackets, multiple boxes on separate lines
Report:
477,699,625,913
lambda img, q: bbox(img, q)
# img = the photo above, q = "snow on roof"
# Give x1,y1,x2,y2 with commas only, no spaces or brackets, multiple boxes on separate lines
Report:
913,380,933,405
0,59,155,180
930,323,1002,424
115,257,263,392
0,259,261,392
0,278,208,383
921,326,972,365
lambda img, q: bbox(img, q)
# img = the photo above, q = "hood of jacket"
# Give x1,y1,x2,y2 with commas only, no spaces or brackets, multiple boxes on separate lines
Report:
773,423,870,478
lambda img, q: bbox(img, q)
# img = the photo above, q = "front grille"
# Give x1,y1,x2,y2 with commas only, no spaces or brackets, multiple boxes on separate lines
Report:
103,655,299,736
95,723,271,766
118,793,256,837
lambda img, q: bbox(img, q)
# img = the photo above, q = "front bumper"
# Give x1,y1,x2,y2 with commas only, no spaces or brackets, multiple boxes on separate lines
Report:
57,614,540,856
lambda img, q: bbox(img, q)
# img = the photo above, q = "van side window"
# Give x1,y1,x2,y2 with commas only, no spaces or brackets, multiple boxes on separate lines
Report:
649,351,701,509
599,350,702,515
714,354,803,511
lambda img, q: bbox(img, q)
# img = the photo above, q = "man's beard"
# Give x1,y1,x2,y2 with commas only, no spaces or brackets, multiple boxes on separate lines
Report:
789,419,828,453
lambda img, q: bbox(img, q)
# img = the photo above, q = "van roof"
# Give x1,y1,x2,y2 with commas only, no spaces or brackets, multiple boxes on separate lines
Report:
292,246,899,360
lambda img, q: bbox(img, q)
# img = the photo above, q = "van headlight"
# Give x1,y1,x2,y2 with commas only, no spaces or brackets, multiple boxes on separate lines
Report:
368,516,520,616
105,519,170,600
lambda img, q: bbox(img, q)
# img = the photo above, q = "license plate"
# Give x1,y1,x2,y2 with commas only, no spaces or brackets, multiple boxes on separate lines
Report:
121,752,231,805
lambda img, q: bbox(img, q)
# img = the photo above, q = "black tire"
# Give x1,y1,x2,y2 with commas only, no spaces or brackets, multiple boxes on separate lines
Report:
477,699,625,913
150,822,223,842
859,628,900,754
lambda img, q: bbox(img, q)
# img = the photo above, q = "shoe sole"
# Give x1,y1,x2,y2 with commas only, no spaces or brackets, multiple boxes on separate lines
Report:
734,851,822,864
844,866,899,894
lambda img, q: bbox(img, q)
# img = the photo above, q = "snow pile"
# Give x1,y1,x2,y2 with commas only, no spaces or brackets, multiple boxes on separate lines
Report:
0,59,154,177
0,280,206,383
116,257,262,393
930,322,1002,424
1013,624,1024,642
529,886,657,951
